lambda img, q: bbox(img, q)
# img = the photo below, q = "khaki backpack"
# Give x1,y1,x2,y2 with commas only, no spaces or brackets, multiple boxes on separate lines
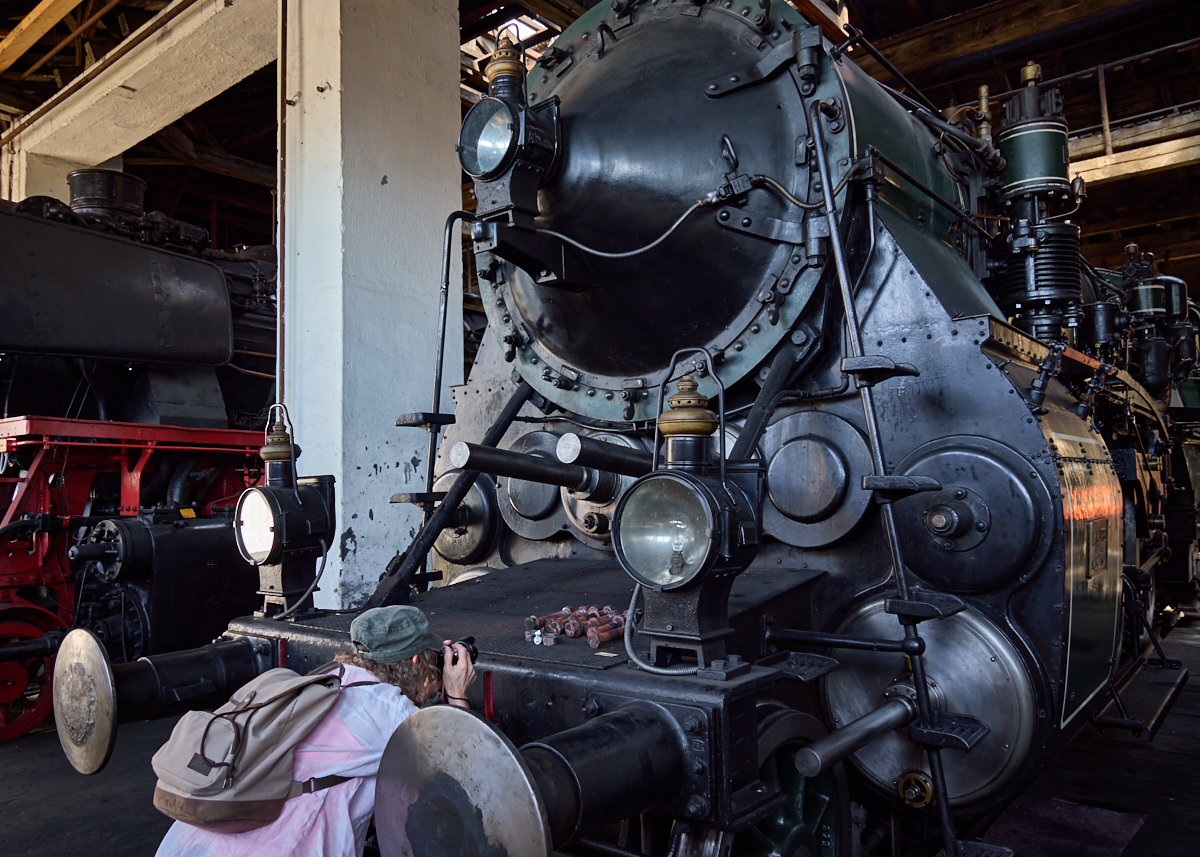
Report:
151,664,376,833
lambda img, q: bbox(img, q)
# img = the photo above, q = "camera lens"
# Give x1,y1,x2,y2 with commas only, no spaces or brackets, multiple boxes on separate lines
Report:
437,637,479,669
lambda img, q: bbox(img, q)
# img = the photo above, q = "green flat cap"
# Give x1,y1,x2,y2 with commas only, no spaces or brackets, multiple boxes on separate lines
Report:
350,606,442,663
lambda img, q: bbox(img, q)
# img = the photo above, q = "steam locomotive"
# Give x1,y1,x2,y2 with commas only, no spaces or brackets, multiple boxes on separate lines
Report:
51,4,1196,856
0,170,272,739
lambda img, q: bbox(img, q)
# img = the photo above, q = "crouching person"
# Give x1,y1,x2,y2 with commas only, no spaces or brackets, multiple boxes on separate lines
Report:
154,605,476,857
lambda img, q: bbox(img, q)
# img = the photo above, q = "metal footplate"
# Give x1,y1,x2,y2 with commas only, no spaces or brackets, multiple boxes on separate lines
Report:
395,412,456,429
758,650,839,683
884,589,966,622
909,711,990,752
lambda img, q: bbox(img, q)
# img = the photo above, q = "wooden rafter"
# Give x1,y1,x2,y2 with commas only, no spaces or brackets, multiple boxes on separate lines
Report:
0,0,86,74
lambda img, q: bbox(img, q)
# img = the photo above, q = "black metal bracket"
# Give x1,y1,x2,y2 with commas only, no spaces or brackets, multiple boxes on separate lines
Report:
862,474,941,503
841,355,920,387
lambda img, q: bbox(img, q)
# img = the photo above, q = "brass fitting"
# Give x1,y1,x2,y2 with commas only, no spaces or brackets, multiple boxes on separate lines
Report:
657,376,718,438
484,33,525,87
977,84,992,144
1020,61,1042,87
260,418,299,463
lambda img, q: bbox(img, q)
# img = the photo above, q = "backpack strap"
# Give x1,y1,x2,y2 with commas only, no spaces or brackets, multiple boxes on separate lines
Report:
286,774,354,799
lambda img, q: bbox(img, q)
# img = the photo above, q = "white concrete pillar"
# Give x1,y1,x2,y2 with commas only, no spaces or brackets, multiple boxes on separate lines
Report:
281,0,463,607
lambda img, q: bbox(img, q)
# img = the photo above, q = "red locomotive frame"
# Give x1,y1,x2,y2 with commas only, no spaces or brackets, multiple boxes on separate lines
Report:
0,417,262,740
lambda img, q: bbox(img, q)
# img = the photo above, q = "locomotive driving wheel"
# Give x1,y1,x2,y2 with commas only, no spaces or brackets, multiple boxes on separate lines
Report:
0,617,56,741
735,705,852,857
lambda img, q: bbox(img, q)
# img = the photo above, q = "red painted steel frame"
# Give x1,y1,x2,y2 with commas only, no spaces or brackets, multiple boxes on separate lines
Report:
0,416,262,740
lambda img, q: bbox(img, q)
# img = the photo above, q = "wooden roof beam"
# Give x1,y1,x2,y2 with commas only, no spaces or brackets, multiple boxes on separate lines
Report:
0,0,86,75
787,1,847,43
854,0,1145,80
1072,133,1200,186
462,5,529,43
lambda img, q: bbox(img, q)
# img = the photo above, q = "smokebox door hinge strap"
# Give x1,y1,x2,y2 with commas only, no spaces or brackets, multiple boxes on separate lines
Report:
703,27,811,98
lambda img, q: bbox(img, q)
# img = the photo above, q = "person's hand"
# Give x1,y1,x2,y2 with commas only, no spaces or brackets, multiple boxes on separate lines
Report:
442,640,476,708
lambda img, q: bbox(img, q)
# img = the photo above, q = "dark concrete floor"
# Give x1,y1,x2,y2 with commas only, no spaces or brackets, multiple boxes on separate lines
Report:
0,716,178,857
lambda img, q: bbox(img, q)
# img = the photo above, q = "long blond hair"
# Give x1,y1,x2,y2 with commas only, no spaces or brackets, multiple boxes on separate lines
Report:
334,648,442,706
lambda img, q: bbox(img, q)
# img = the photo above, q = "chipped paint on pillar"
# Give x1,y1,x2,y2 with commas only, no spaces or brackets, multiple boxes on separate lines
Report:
283,0,462,608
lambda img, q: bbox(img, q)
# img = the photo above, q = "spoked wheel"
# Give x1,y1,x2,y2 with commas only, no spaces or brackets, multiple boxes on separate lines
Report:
734,705,853,857
0,618,56,741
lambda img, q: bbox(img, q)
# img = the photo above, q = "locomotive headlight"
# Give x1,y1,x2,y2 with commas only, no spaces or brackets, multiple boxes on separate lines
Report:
233,477,335,567
233,488,279,564
234,487,283,565
459,97,518,180
614,473,719,590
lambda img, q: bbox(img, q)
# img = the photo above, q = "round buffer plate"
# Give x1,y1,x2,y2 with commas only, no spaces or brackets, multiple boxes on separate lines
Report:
376,704,552,857
52,629,118,775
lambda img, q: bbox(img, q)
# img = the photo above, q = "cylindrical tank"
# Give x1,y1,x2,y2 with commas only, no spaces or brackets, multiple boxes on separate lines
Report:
67,168,147,219
996,118,1069,200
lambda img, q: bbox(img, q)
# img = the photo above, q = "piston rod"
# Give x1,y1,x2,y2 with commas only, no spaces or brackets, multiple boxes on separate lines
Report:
795,696,917,777
555,433,653,477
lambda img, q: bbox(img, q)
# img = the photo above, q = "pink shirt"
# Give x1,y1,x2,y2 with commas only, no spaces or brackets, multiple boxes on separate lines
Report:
155,664,419,857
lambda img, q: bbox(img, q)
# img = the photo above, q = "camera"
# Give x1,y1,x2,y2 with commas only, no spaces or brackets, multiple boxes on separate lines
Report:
436,636,478,669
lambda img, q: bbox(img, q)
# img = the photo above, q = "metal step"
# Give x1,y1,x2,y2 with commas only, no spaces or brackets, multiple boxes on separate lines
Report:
884,589,966,622
758,650,839,682
389,491,447,505
909,711,990,752
395,412,455,429
1092,661,1189,740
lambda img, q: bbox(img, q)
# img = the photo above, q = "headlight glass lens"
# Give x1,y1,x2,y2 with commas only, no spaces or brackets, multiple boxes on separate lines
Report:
617,477,711,588
459,99,516,178
237,489,277,564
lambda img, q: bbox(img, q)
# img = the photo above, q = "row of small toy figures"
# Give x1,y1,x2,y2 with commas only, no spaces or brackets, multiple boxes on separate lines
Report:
524,605,630,648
